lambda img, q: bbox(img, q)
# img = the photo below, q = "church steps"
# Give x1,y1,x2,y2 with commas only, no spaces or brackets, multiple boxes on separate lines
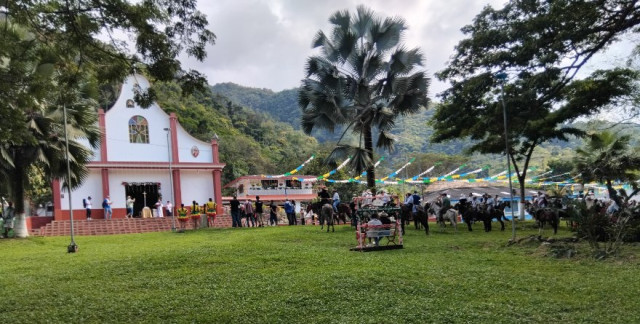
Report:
35,215,234,236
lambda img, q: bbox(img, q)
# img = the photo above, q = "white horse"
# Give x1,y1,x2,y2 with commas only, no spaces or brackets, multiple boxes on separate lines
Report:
430,203,458,233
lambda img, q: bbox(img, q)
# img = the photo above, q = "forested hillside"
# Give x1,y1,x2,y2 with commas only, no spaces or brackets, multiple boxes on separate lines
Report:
153,81,318,186
210,82,640,177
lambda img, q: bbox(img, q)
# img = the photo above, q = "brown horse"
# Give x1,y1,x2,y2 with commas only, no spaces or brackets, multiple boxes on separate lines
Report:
526,202,559,235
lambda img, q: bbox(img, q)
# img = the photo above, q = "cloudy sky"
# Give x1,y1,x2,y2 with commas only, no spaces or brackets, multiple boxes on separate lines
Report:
187,0,505,97
185,0,637,101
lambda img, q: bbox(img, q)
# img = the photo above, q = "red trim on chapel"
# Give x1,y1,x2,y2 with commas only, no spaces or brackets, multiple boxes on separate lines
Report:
98,109,107,162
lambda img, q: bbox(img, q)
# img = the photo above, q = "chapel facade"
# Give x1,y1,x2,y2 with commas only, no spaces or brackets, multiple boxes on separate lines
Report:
52,74,225,219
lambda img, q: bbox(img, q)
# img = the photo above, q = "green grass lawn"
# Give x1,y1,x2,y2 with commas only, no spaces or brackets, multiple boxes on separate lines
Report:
1,222,638,323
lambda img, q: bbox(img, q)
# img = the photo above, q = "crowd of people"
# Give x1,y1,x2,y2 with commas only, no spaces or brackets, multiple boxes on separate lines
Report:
228,195,319,228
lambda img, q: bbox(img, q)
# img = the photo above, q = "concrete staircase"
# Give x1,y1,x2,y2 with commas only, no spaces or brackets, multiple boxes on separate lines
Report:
35,215,233,237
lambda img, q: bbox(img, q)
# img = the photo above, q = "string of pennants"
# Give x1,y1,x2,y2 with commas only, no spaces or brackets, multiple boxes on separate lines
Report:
257,155,582,186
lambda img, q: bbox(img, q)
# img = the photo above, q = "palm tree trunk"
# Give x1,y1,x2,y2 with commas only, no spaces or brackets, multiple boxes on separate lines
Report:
363,123,375,193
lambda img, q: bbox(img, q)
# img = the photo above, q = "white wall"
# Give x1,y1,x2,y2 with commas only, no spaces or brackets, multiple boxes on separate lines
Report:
61,171,102,210
180,170,214,205
105,74,171,162
107,169,171,208
176,126,213,163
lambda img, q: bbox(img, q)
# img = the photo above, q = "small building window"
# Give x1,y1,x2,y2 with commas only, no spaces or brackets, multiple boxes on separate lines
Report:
261,180,278,189
128,116,149,143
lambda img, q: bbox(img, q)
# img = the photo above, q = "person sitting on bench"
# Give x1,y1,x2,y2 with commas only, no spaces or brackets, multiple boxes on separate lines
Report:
367,213,383,246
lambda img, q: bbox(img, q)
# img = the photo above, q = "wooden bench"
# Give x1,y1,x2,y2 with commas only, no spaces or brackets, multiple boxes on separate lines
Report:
362,224,398,246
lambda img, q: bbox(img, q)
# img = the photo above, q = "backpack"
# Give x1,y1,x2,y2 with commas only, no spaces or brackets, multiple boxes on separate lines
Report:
83,199,87,208
412,194,421,206
102,199,108,208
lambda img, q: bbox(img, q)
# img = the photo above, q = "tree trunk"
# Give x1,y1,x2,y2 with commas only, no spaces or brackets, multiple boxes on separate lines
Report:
518,177,526,220
363,123,376,194
11,159,29,238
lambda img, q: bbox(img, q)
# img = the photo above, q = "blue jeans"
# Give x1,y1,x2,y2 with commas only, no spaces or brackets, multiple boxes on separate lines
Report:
332,200,340,213
104,208,112,220
231,210,241,227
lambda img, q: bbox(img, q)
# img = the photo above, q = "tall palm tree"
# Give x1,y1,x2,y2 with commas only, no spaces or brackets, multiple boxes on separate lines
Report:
574,131,640,206
298,6,430,191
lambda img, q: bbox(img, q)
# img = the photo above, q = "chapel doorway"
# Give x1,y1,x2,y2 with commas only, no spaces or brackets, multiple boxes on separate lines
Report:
125,183,160,217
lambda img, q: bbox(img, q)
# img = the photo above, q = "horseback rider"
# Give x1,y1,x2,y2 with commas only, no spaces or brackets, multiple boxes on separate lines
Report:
438,193,451,221
332,189,340,213
470,193,478,209
485,194,495,213
536,191,548,208
318,186,331,206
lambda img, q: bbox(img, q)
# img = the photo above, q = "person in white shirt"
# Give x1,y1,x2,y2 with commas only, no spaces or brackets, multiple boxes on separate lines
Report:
155,199,164,218
85,196,93,220
126,196,135,218
332,190,340,213
367,213,383,246
486,195,495,212
165,201,173,217
381,190,390,206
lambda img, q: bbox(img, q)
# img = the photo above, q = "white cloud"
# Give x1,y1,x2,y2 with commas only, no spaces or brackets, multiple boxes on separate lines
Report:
189,0,635,100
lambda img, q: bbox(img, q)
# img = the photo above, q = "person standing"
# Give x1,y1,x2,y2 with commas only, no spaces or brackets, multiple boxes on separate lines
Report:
166,201,173,217
155,198,164,218
176,203,189,231
244,199,255,227
126,196,135,218
205,198,216,227
254,196,264,227
230,196,241,228
103,196,112,220
190,200,201,229
284,199,294,225
85,196,93,220
2,202,14,238
269,200,278,226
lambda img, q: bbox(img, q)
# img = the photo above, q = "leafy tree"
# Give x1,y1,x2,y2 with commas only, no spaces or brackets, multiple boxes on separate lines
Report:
1,1,215,236
431,0,640,214
6,0,216,104
299,5,430,192
574,132,640,206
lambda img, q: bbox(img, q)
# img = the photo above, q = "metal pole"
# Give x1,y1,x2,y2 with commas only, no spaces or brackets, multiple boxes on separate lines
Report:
63,104,78,253
497,73,517,241
165,128,176,232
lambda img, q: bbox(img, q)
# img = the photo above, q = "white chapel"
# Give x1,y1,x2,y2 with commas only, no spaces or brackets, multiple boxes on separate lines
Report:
52,74,225,219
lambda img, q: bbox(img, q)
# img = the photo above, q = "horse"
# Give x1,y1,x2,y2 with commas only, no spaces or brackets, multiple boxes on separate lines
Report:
429,202,457,232
525,202,559,235
457,202,481,232
336,202,351,225
400,203,429,235
482,201,508,232
319,203,335,232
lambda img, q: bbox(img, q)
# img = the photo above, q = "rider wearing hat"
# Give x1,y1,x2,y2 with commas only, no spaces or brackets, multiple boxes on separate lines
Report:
439,193,451,221
318,186,331,205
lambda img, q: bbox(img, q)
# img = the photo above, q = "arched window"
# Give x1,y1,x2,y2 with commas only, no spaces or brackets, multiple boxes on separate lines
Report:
128,116,149,143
